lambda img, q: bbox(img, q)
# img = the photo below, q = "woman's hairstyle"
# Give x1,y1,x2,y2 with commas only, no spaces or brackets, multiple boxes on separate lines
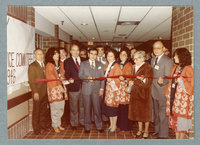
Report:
105,48,118,59
45,47,60,65
134,50,146,59
173,48,192,67
119,47,130,58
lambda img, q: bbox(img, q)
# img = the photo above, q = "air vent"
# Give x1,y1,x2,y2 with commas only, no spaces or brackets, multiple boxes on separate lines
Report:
117,21,140,26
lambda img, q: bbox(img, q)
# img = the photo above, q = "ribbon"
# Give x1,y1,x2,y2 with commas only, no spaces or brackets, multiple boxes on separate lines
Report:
35,75,191,83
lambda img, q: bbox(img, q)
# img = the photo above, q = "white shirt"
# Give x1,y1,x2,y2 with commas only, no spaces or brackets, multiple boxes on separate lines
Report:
155,53,164,64
72,56,81,65
135,62,146,83
135,62,145,73
105,61,115,77
36,60,44,67
89,59,95,68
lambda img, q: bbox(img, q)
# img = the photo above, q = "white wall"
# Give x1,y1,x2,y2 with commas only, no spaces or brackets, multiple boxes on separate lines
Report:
59,28,70,43
35,12,54,37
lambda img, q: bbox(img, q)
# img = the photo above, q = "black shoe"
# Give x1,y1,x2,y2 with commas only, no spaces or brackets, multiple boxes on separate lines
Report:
72,126,77,130
97,129,104,133
85,130,90,133
151,132,159,139
34,130,41,135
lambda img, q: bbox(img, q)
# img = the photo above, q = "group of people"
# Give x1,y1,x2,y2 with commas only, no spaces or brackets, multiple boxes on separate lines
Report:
28,40,193,139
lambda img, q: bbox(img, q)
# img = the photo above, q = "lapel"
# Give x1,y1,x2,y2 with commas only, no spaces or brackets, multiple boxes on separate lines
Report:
70,57,79,72
35,61,45,75
157,54,165,66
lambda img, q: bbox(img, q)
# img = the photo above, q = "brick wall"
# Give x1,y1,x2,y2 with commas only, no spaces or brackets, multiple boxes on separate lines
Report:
172,7,193,55
171,6,194,139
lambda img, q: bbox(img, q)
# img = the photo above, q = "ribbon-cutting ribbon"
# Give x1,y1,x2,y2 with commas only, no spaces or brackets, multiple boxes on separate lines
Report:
35,75,191,83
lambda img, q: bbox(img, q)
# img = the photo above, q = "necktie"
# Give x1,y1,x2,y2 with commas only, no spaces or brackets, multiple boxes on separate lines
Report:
91,61,95,70
41,62,45,72
75,58,80,70
154,57,158,65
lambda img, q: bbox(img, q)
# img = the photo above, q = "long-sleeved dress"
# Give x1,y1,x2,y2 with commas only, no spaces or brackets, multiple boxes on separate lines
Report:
163,65,193,133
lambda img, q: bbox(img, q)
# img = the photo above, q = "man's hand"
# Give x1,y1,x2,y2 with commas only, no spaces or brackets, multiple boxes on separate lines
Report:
119,76,124,81
99,89,104,96
88,76,94,82
158,77,164,85
136,75,144,81
69,78,74,83
33,93,39,101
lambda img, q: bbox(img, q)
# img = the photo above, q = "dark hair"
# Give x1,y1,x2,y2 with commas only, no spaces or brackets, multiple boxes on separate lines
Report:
105,48,118,59
45,47,60,65
173,48,192,67
59,47,66,52
88,47,98,53
120,47,130,57
80,48,87,53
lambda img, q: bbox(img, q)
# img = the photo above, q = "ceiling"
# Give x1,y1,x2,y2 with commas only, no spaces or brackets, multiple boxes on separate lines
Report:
34,6,172,47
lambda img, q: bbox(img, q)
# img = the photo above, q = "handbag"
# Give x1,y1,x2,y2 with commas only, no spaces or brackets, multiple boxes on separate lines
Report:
125,65,134,94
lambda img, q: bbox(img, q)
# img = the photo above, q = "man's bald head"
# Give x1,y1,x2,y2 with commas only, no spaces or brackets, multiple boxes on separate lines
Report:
153,41,165,56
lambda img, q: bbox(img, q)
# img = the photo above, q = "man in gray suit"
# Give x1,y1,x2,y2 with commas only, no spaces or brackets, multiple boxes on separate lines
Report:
151,41,174,139
79,48,105,133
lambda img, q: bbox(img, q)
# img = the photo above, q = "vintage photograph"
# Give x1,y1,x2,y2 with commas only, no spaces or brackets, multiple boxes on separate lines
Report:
7,6,194,139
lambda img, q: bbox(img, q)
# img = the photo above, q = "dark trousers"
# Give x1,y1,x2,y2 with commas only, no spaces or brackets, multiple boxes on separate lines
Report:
117,104,133,131
32,95,50,132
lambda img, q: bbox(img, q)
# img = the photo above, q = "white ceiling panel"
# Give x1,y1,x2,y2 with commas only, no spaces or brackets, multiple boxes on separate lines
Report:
34,6,172,43
115,25,137,36
119,6,152,21
91,6,121,41
127,6,172,41
59,6,100,41
139,17,172,42
34,6,88,42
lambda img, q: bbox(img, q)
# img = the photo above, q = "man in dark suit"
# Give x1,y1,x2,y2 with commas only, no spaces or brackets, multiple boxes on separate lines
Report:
64,44,86,130
28,49,50,135
151,41,174,139
79,48,104,133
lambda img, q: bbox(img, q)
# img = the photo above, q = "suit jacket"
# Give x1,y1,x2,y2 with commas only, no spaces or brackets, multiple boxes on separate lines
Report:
151,54,174,100
79,60,105,96
28,60,47,98
64,57,86,92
